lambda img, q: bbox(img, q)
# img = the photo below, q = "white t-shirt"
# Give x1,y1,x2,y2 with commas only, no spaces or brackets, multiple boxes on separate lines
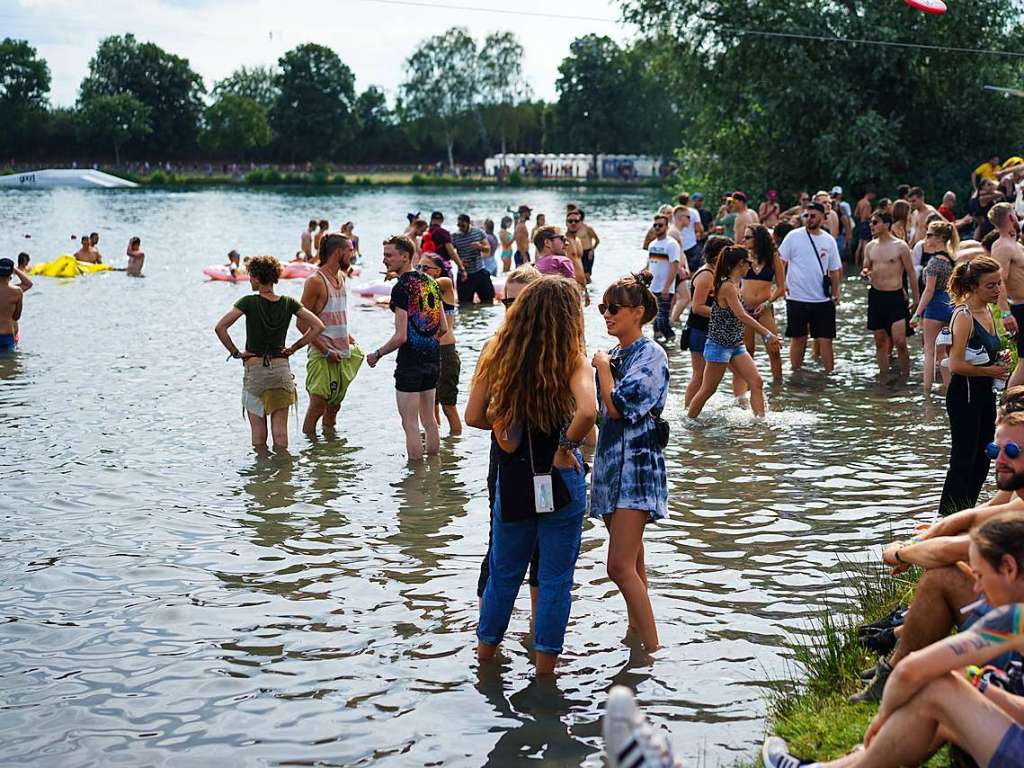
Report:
647,236,681,294
680,207,699,250
779,227,841,303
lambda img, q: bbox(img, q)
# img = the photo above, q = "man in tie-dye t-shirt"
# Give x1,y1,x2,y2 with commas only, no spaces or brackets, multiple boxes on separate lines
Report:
366,235,447,460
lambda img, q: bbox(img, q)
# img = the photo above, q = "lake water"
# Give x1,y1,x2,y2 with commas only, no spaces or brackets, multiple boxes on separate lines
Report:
0,187,955,767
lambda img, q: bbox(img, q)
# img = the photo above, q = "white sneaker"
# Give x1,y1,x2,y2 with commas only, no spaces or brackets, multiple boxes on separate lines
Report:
761,736,818,768
603,686,682,768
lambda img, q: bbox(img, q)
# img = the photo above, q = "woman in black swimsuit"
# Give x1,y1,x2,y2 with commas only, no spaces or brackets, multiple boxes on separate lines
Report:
739,224,786,384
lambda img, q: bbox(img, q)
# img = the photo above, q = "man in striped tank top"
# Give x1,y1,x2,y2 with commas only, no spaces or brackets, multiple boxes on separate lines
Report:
299,234,362,435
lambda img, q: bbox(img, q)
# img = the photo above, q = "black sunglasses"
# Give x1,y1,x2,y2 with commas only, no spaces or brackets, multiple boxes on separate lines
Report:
598,302,637,315
502,297,515,307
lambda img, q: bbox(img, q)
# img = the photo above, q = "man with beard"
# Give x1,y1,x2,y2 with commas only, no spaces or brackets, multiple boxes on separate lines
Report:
850,400,1024,703
299,234,362,435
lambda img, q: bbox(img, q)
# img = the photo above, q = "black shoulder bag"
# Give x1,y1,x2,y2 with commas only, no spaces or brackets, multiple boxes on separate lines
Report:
806,229,832,300
610,354,669,449
496,427,572,523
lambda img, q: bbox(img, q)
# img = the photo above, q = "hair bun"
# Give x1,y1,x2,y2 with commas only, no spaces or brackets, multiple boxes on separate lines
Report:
635,269,654,288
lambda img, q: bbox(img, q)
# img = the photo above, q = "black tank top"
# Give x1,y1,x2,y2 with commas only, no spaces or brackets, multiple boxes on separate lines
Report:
686,266,714,331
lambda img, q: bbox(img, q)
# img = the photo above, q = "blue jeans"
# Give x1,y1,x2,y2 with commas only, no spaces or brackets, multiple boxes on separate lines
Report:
654,295,674,338
477,464,586,656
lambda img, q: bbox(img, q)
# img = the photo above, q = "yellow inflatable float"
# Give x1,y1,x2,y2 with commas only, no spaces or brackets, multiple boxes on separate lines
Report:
29,255,113,278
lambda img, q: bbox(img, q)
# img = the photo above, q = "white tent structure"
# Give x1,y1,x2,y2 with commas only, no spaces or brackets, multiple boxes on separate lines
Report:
0,169,139,189
484,153,596,179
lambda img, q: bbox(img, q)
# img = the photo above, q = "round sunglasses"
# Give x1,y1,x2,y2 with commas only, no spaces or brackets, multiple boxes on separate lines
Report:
986,441,1022,460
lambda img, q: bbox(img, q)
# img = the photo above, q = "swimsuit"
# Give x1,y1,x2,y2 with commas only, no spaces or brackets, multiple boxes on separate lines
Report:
0,333,15,351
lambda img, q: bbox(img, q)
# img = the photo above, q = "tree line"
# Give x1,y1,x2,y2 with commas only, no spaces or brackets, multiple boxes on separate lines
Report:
5,0,1023,198
0,31,681,168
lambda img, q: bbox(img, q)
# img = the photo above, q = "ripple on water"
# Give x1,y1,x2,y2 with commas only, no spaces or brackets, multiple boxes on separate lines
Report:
0,187,952,766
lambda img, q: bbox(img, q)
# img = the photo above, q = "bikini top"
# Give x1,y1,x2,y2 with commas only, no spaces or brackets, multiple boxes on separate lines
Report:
745,258,774,282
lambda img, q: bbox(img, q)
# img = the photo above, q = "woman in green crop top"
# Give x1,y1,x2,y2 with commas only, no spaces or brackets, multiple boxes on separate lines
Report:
215,255,324,450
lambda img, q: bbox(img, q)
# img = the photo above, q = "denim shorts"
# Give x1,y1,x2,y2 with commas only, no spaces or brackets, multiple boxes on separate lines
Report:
703,339,746,364
992,723,1024,768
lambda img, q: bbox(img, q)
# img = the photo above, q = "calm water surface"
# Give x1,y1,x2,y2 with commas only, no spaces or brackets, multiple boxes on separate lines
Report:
1,187,956,766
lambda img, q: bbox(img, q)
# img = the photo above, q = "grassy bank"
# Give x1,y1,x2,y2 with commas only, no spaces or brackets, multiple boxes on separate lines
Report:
111,169,668,190
740,562,950,767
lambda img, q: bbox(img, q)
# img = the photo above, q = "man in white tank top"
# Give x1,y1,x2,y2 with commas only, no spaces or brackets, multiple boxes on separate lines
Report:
299,233,362,434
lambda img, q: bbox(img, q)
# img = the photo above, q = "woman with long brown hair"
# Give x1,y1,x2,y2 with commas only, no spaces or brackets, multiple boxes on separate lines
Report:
739,223,786,383
911,219,960,393
687,245,781,419
940,256,1010,514
892,199,912,243
466,276,597,675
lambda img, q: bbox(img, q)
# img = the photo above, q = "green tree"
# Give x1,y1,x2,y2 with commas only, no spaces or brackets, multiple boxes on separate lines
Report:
401,27,480,169
0,38,51,156
622,0,1024,198
211,65,278,110
479,32,530,157
271,43,355,160
350,86,411,162
78,94,152,165
79,34,204,156
554,35,635,155
199,93,272,159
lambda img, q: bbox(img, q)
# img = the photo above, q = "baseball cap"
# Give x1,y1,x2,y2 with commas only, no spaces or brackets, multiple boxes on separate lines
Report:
518,203,532,213
691,192,704,201
830,185,843,196
731,191,747,203
0,258,13,277
806,201,826,214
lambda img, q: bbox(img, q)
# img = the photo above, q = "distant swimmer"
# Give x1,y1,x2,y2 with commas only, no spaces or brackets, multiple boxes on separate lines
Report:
17,252,30,272
125,237,145,276
227,249,242,277
0,258,31,352
74,235,98,263
301,219,316,260
90,232,102,262
513,204,531,265
341,222,360,262
314,219,329,258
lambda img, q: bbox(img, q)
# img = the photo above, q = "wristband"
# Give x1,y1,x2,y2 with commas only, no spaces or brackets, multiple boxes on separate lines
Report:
375,348,383,360
1002,310,1012,320
979,676,990,695
558,432,582,452
763,332,775,343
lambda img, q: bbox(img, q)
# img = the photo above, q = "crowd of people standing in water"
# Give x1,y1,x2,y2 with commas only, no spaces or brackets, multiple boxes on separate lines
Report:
202,172,1024,768
12,162,1024,766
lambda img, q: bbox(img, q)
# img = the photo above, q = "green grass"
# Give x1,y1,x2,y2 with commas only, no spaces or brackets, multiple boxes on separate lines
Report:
737,562,951,767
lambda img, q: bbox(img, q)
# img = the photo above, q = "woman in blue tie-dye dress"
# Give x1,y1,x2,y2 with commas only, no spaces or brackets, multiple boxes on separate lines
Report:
591,272,670,652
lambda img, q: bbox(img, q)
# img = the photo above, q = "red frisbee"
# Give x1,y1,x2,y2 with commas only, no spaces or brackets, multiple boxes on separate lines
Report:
905,0,947,14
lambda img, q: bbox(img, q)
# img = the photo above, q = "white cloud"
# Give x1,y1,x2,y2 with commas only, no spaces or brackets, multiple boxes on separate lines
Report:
5,0,633,106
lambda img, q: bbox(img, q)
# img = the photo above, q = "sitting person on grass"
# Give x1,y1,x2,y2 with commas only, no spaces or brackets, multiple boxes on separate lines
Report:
764,509,1024,768
852,398,1024,704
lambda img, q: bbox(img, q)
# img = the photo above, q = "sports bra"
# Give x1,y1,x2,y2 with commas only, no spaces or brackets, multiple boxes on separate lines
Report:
745,259,774,282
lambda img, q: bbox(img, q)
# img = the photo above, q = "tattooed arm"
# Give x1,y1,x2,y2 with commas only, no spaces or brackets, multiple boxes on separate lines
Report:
866,604,1024,746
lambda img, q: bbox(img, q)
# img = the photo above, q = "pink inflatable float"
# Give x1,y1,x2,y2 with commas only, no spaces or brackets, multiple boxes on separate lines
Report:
204,263,362,282
356,275,505,302
203,265,248,282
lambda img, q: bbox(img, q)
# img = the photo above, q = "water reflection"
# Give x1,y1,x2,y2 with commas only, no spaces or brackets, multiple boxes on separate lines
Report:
0,186,959,767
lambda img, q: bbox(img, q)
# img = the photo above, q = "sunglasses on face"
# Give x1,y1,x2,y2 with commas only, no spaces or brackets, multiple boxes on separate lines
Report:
547,235,567,243
567,218,581,224
986,441,1022,459
501,297,515,307
598,302,637,315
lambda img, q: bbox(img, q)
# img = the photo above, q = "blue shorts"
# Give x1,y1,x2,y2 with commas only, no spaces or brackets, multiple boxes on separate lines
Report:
687,326,708,355
992,723,1024,768
923,291,953,324
704,339,746,364
0,334,15,351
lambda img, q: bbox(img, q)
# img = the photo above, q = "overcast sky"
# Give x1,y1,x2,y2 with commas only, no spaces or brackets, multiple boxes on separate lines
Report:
7,0,634,106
